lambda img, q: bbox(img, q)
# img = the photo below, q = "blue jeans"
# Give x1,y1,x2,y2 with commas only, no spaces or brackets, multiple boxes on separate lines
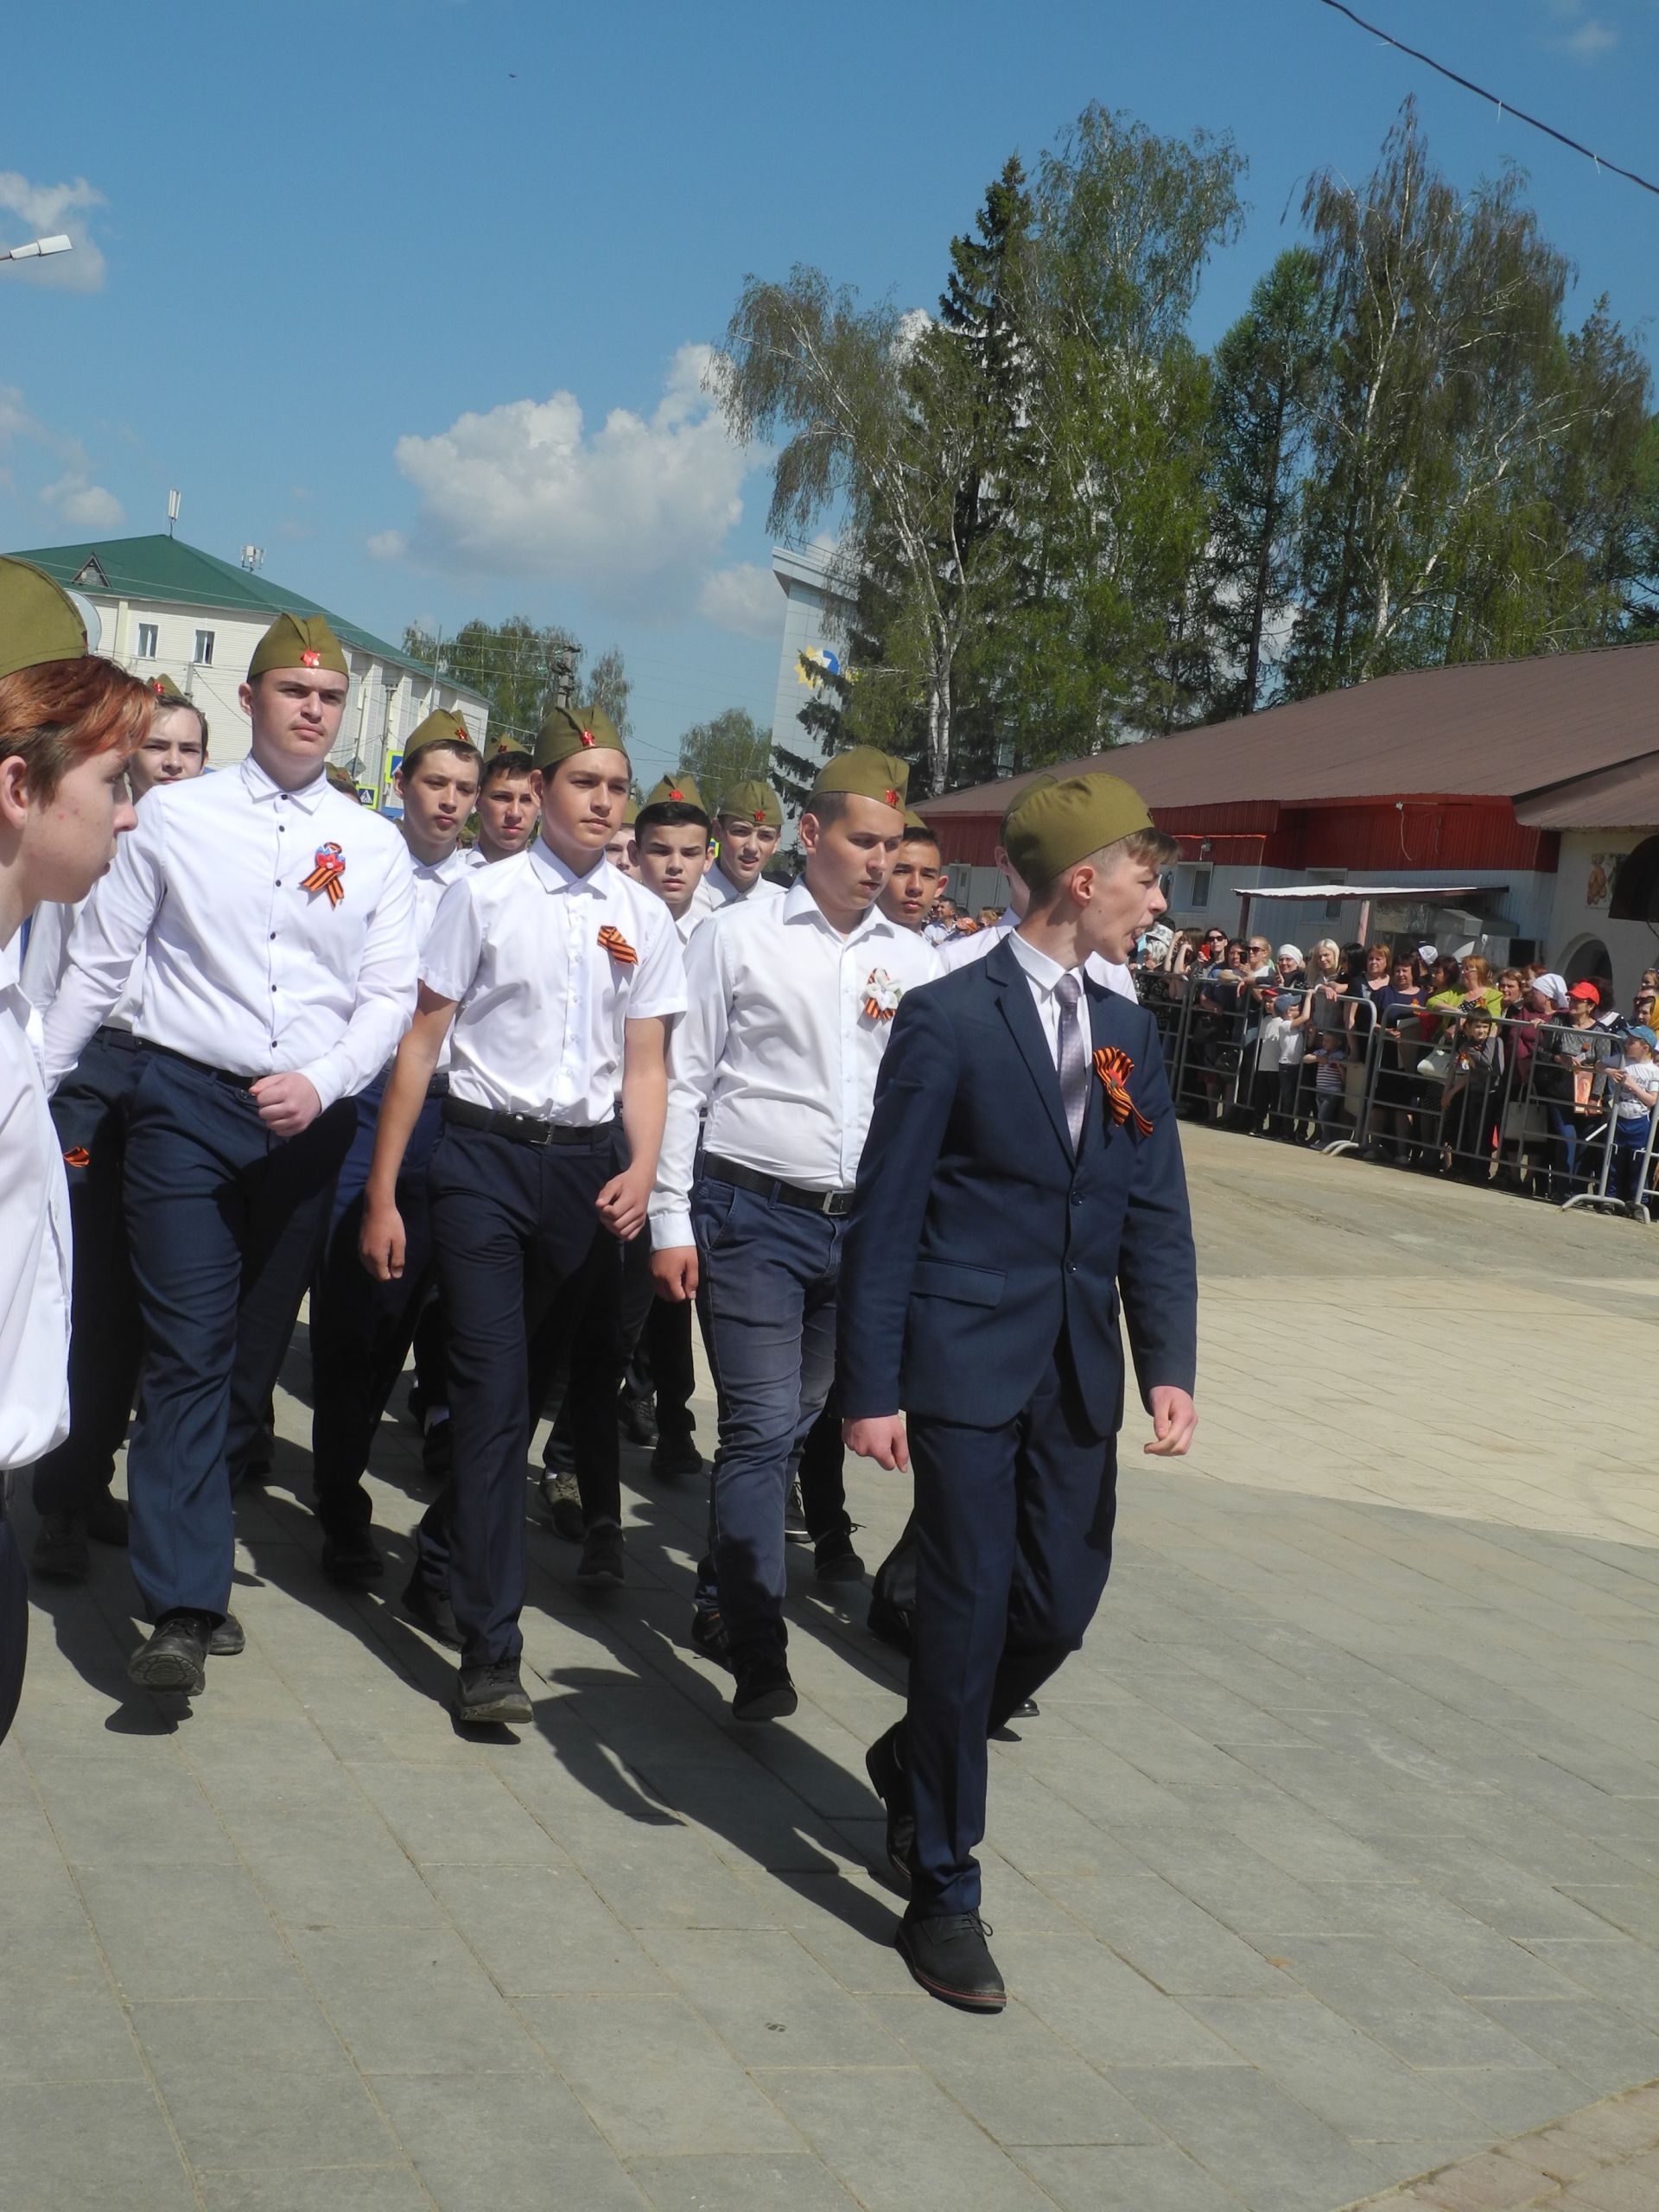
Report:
1613,1117,1655,1206
692,1179,845,1656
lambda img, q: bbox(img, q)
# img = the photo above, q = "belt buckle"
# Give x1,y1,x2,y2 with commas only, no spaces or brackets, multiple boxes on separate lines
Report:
822,1189,851,1217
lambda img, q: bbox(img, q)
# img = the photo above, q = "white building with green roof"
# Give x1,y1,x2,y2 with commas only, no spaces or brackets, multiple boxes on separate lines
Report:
5,534,488,803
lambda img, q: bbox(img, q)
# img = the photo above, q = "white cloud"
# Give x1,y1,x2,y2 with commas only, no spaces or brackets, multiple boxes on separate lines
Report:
697,563,779,640
0,173,106,290
41,469,124,531
386,344,756,618
1560,16,1618,56
366,528,408,561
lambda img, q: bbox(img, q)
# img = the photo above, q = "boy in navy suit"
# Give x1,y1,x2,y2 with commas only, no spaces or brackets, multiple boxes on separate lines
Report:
838,774,1198,2012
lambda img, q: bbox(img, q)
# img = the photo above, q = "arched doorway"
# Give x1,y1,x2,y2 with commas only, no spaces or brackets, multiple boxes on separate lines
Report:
1560,935,1611,987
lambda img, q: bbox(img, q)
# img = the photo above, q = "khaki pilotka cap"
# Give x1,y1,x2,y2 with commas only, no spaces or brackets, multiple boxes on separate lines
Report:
1002,773,1154,888
402,707,477,767
146,672,189,704
485,731,532,765
534,702,628,773
0,556,87,681
903,807,931,832
645,770,707,811
247,612,349,681
620,797,639,827
715,779,784,830
806,746,908,811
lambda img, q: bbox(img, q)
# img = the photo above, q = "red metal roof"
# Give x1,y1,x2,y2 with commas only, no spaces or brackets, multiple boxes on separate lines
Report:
918,644,1659,820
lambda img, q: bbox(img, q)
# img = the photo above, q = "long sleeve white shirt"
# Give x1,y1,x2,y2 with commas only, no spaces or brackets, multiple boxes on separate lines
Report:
21,894,144,1030
421,835,687,1124
42,756,417,1108
651,880,939,1249
691,862,785,919
936,906,1136,1003
0,936,72,1468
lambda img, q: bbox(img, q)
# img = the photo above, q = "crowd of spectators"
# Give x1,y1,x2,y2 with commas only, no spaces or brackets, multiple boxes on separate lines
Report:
1133,925,1659,1218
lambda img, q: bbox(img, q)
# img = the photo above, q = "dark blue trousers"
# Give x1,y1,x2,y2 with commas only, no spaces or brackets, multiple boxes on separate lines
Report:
121,1053,355,1620
421,1121,620,1668
31,1027,149,1516
309,1073,446,1539
0,1502,26,1746
692,1179,843,1656
906,1342,1117,1916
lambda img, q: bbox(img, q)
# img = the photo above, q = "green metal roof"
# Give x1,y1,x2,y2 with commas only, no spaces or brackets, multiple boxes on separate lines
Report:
5,533,488,703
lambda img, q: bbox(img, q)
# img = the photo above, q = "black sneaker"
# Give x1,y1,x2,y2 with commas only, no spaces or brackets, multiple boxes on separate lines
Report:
401,1575,464,1651
690,1608,734,1671
813,1526,867,1583
538,1470,585,1543
31,1510,90,1582
320,1529,385,1588
731,1649,798,1724
454,1660,532,1726
650,1433,702,1483
575,1524,625,1587
895,1910,1006,2013
617,1392,658,1448
865,1724,914,1891
783,1478,808,1536
127,1610,213,1695
209,1613,245,1656
866,1594,913,1656
83,1492,130,1548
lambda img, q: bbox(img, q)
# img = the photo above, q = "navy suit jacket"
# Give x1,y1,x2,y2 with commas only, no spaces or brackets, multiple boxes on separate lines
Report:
837,939,1198,1436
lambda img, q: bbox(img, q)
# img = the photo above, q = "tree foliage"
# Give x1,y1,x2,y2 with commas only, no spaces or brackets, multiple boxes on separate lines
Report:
677,706,774,807
403,617,632,747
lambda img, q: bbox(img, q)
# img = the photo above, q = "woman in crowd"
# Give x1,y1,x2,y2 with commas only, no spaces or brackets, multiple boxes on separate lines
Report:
1365,951,1425,1164
0,558,147,1743
1458,956,1503,1018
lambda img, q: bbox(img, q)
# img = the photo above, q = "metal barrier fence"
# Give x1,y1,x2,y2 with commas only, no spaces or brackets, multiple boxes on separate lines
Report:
1135,973,1657,1222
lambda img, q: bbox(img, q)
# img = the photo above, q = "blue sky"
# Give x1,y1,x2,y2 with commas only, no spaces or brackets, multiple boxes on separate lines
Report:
3,0,1656,778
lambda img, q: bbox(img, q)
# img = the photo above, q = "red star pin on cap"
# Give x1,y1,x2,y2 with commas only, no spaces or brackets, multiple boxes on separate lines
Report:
301,649,321,667
579,728,595,747
752,809,766,823
669,785,683,800
885,787,900,808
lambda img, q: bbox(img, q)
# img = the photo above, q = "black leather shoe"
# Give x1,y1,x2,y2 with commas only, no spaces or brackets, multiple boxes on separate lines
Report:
690,1608,734,1672
31,1511,90,1582
209,1613,245,1656
617,1391,658,1447
127,1610,213,1695
896,1911,1006,2012
1014,1698,1039,1719
865,1725,914,1891
422,1417,454,1483
575,1524,624,1587
538,1470,585,1543
731,1649,798,1724
866,1593,913,1656
84,1492,130,1548
650,1433,702,1483
321,1530,385,1588
401,1576,464,1651
813,1526,867,1583
454,1660,532,1726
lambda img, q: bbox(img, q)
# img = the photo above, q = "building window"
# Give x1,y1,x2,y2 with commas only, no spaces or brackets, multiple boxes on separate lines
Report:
136,623,158,658
194,629,215,666
1190,867,1211,909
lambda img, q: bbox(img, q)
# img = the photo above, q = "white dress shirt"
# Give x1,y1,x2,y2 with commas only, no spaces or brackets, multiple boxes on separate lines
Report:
1006,929,1088,1066
402,843,473,1077
42,757,417,1109
0,935,73,1468
421,834,687,1125
21,895,144,1030
936,906,1135,1003
652,880,939,1249
693,861,785,918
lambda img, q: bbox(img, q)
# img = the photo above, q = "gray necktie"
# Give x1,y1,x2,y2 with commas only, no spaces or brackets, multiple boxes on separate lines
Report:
1055,971,1088,1154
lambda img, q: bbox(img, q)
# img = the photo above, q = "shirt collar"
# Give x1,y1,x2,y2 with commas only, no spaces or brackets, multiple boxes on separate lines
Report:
529,833,613,898
783,878,894,947
239,753,327,814
1007,929,1077,995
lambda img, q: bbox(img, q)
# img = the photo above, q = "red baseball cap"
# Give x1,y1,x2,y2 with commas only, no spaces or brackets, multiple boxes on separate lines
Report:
1568,982,1601,1004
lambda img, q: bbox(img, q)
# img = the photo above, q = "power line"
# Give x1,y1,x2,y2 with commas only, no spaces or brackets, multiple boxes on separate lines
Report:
1315,0,1659,199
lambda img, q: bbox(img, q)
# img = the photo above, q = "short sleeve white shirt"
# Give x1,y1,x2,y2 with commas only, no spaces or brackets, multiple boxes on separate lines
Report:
0,936,73,1468
694,863,785,918
422,835,687,1124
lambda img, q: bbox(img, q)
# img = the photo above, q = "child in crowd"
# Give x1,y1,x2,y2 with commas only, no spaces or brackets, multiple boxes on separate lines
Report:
1308,1029,1349,1145
1606,1026,1659,1212
1440,1008,1502,1179
1273,990,1306,1139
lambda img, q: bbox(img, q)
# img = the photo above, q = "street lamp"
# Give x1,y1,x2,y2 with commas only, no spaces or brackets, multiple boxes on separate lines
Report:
0,233,73,267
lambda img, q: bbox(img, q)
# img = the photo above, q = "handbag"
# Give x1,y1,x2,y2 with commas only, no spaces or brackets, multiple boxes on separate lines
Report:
1416,1046,1453,1081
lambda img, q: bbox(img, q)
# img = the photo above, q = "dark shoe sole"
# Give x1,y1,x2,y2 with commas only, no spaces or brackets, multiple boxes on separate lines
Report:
127,1645,206,1695
815,1552,867,1584
208,1616,245,1656
30,1552,90,1584
732,1681,798,1724
454,1689,532,1726
401,1586,464,1652
321,1554,385,1590
895,1929,1007,2013
575,1560,624,1588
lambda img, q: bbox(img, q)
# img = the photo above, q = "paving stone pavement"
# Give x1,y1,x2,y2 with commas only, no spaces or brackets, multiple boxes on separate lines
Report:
4,1128,1658,2212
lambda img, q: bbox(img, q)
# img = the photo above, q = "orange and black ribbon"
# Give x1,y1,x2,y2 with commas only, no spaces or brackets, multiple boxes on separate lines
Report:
301,841,346,907
1093,1046,1154,1135
597,924,638,966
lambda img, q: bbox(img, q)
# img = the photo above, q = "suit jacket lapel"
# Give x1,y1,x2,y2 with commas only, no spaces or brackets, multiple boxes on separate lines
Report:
986,939,1073,1161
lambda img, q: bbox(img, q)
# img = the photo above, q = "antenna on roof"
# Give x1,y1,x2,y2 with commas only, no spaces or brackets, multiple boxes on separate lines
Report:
240,545,265,574
166,488,181,537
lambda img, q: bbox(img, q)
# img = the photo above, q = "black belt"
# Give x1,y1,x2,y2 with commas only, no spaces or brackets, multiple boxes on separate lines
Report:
442,1097,618,1148
147,1041,257,1092
701,1152,855,1217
